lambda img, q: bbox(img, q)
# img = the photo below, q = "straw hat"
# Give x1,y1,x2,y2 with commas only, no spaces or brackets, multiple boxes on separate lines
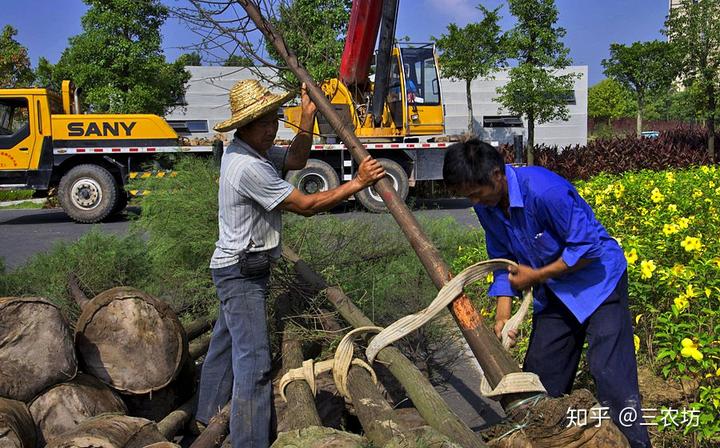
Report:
213,79,294,132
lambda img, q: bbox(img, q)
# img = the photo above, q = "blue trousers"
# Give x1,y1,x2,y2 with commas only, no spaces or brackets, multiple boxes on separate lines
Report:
523,273,651,448
196,263,272,448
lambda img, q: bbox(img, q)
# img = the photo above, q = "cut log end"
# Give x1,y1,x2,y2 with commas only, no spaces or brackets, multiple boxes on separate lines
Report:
75,287,187,394
0,297,78,402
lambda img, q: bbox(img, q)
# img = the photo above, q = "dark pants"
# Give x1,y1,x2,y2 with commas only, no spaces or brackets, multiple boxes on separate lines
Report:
523,273,651,448
196,263,272,448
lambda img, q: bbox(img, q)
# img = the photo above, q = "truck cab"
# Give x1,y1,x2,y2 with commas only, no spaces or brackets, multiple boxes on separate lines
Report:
0,81,198,223
0,87,56,189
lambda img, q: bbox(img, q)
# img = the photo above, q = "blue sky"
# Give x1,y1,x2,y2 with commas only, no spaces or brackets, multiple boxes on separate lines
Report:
4,0,669,85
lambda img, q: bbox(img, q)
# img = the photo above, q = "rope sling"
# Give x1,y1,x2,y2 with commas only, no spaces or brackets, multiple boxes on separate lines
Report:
280,259,546,401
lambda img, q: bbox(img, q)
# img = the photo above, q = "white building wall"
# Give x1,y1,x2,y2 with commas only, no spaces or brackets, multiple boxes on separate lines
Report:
441,66,588,147
167,65,588,147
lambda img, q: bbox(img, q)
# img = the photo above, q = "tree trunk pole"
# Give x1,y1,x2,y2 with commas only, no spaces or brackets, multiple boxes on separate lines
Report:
188,403,230,448
283,247,488,448
157,395,196,440
345,366,408,446
237,0,522,397
189,333,211,361
527,112,535,166
184,317,215,341
466,78,474,133
280,325,323,430
68,273,89,309
636,96,643,137
707,83,716,162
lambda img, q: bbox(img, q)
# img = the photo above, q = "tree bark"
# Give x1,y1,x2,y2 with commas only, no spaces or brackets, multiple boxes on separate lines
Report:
707,83,716,161
346,365,408,446
189,333,212,361
67,272,89,309
184,317,215,341
279,325,322,431
0,397,36,448
527,111,535,166
636,96,644,137
157,395,196,440
237,1,525,408
283,247,487,448
466,78,474,133
188,403,230,448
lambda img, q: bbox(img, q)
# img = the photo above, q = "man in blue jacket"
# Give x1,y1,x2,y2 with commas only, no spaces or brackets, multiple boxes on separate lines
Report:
443,138,651,448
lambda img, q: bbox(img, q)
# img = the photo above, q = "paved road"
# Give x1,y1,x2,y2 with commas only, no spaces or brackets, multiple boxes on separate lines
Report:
0,199,479,271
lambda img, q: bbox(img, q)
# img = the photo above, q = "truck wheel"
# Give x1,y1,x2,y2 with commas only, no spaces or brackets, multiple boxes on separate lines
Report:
356,158,409,213
58,164,119,223
285,159,340,195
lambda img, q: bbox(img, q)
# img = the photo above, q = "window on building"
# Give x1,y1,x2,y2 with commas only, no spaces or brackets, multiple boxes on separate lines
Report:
483,115,523,128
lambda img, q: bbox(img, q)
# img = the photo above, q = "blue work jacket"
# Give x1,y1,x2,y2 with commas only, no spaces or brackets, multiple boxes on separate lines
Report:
474,165,627,323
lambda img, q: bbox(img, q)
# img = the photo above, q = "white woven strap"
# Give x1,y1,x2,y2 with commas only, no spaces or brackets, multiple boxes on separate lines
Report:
279,326,380,402
479,372,546,397
366,259,530,363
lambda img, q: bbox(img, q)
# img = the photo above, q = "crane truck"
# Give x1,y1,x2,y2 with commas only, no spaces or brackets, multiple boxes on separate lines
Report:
0,81,213,223
283,0,455,212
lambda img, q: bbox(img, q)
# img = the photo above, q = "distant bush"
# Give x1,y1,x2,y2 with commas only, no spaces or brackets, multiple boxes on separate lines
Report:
498,128,715,180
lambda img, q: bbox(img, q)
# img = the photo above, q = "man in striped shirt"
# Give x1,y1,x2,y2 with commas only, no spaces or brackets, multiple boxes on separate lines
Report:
196,80,385,448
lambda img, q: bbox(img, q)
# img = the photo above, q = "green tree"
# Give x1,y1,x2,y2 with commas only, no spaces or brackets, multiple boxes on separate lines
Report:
177,52,202,66
0,25,35,88
434,5,506,132
645,83,704,122
495,0,578,165
267,0,352,87
588,79,636,125
666,0,720,161
602,40,677,136
223,54,253,67
45,0,190,115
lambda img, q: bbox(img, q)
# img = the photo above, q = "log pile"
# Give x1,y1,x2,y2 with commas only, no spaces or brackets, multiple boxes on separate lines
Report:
1,263,629,447
0,277,213,448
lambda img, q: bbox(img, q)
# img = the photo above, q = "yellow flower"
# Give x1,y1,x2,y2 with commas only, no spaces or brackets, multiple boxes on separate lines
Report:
662,223,680,236
640,260,656,279
680,236,703,253
625,248,638,265
666,172,676,183
701,165,711,174
614,184,625,199
714,258,720,269
667,204,678,212
594,194,604,205
674,295,689,312
671,264,685,276
685,284,697,298
634,335,640,353
677,217,690,229
651,187,665,203
485,273,494,284
680,338,704,361
710,181,716,188
705,288,712,298
692,189,703,199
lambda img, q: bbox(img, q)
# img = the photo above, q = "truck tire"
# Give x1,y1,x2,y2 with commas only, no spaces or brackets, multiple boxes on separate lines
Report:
58,164,119,223
285,159,340,195
356,158,409,213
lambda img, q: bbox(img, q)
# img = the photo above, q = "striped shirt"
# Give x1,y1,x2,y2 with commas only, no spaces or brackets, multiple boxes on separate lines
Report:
210,138,294,269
